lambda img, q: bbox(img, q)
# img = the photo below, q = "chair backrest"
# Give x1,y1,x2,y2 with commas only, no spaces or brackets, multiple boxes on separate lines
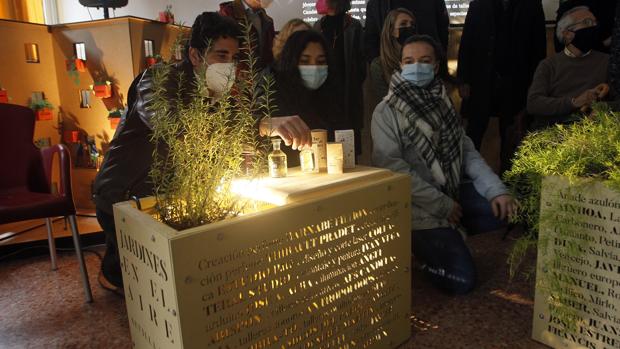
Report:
0,103,48,192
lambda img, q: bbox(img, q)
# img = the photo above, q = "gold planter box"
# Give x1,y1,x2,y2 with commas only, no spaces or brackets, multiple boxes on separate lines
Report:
533,176,620,348
113,166,412,349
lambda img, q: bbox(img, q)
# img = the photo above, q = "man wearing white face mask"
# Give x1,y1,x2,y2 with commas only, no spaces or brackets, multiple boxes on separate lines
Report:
372,35,516,295
220,0,275,69
203,61,236,98
94,12,310,293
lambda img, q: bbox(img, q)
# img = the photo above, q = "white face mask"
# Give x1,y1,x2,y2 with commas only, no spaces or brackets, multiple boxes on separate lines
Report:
299,65,328,90
205,63,235,96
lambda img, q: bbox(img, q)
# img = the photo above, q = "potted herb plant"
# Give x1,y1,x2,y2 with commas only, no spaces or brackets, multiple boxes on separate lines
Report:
0,85,8,103
158,5,174,24
111,26,413,349
63,130,80,143
504,105,620,348
92,81,112,98
29,99,54,121
145,54,162,68
66,57,86,73
108,109,122,129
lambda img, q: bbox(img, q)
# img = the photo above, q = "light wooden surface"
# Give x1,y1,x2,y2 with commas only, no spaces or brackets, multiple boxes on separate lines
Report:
231,165,392,206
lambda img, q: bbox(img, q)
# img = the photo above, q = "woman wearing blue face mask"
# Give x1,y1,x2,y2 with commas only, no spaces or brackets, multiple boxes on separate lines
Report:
371,35,517,295
272,30,350,166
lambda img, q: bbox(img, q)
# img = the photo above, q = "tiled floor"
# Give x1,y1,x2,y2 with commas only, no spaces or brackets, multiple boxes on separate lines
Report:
0,247,130,348
0,229,546,349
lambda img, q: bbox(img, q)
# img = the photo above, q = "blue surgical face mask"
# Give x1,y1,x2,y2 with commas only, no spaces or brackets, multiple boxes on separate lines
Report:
401,63,435,87
298,65,328,90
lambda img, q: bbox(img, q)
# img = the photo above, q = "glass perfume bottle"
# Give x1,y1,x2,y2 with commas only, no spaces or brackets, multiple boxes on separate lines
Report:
268,138,287,178
299,146,317,173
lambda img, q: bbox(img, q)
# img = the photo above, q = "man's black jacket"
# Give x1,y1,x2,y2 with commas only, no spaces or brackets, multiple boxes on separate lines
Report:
93,61,194,214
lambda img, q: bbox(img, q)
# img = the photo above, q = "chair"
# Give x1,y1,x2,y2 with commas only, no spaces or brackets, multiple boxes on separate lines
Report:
0,103,93,302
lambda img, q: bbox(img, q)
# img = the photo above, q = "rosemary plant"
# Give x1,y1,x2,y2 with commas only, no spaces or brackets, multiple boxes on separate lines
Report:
504,105,620,330
148,23,272,230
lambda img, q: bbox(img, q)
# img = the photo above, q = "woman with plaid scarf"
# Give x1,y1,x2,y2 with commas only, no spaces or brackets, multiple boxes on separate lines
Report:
371,35,517,294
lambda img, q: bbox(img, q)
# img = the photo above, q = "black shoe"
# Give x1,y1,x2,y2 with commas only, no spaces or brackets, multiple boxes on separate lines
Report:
98,271,124,297
101,250,124,288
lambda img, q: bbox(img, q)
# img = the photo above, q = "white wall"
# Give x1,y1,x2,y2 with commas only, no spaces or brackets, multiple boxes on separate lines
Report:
56,0,300,29
56,0,561,28
56,0,216,25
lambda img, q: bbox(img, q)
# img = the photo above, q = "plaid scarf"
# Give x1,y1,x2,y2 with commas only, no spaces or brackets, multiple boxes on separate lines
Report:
386,74,463,199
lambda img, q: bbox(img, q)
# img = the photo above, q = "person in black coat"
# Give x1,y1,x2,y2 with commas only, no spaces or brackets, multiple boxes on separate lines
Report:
314,0,365,155
272,30,350,166
457,0,546,173
365,0,449,62
610,1,620,97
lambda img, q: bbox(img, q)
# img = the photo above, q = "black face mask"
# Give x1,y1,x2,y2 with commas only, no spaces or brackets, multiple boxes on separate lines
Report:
397,25,417,46
570,25,599,53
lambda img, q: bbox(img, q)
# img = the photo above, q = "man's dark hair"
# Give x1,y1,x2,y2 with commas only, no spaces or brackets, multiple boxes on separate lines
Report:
327,0,352,14
275,29,332,88
187,12,242,55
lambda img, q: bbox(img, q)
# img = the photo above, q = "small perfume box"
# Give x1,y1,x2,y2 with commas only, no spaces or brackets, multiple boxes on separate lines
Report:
334,129,355,169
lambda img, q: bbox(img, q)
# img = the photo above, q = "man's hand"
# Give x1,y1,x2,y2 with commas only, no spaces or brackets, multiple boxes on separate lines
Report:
593,83,609,100
260,115,311,150
575,84,609,113
491,194,517,221
447,201,463,225
572,89,598,109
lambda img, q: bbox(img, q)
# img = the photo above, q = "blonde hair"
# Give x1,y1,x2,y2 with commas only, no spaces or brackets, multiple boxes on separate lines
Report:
273,18,312,61
379,8,416,82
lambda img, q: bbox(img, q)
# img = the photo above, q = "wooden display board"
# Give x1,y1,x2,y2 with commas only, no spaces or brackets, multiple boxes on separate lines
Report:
114,167,412,349
533,176,620,349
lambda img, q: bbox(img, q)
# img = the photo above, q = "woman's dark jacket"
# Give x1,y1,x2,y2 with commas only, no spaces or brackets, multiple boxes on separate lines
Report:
315,14,366,133
271,68,350,166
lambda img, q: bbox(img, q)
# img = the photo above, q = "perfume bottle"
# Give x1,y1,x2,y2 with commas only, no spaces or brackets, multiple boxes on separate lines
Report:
268,138,287,178
299,146,317,173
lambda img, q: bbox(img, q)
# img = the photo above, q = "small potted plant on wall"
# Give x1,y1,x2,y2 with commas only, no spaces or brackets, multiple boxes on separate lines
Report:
29,99,54,121
0,89,7,103
63,130,81,144
66,57,86,73
0,83,8,103
92,81,112,98
108,109,123,129
158,5,174,24
145,54,162,68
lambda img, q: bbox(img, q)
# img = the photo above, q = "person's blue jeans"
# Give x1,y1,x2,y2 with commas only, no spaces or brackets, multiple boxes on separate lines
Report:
96,208,123,288
412,183,505,294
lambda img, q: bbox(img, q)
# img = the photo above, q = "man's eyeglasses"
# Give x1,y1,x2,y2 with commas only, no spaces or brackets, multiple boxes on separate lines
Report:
568,18,598,31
